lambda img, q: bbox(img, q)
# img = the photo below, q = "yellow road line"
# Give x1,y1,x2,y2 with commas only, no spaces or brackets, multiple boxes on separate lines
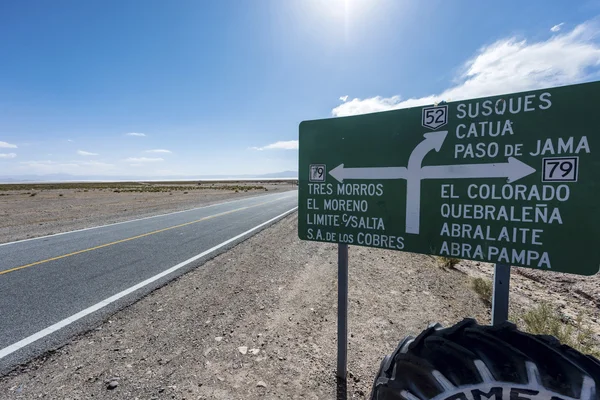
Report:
0,198,283,276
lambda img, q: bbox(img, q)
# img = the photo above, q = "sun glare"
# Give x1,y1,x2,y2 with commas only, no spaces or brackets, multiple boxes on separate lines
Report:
302,0,375,42
315,0,369,20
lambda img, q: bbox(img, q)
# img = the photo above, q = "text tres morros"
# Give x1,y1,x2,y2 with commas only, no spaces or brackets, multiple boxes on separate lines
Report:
307,183,384,197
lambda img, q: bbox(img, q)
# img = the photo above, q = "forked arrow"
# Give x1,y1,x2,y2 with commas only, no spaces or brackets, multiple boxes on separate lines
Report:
327,131,536,234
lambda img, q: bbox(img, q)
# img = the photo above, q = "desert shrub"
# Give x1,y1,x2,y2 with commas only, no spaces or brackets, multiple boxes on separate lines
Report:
436,256,461,269
471,277,493,304
519,302,599,357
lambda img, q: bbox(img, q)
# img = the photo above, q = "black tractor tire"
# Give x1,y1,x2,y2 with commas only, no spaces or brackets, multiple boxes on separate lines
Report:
370,318,600,400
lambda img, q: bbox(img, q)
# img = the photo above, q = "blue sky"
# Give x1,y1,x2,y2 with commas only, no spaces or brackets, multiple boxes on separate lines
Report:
1,0,600,178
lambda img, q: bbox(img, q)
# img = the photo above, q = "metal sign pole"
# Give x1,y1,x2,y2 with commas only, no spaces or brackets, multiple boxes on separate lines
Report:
337,243,348,398
491,263,511,326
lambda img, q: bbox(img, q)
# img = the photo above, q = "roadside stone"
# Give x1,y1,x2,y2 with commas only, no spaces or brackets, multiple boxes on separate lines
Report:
238,346,248,355
249,348,260,355
257,380,267,388
107,381,119,390
215,336,223,342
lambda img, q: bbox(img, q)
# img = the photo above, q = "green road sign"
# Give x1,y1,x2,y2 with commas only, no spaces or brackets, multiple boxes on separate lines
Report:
298,81,600,275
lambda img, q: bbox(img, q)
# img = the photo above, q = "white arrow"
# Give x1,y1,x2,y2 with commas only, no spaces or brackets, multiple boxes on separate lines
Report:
420,157,536,183
407,131,448,171
405,156,535,234
328,131,448,184
329,164,407,183
405,131,448,235
325,130,537,235
329,157,535,183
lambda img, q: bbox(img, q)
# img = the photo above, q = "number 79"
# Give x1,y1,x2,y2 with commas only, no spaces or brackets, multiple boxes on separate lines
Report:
547,161,573,178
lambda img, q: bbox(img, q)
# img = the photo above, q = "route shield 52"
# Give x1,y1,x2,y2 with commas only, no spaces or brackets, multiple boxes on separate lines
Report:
298,81,600,275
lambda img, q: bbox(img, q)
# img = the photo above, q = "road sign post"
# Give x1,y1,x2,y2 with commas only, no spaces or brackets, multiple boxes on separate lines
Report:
492,264,511,325
337,243,348,397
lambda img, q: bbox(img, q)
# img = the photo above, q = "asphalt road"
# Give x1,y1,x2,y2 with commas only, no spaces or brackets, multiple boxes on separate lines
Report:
0,191,298,373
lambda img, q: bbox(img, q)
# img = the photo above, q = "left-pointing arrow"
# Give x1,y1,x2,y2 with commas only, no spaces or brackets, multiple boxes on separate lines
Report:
329,164,408,183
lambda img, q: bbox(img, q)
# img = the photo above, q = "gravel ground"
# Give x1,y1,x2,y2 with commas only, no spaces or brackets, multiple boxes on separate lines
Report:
0,214,489,399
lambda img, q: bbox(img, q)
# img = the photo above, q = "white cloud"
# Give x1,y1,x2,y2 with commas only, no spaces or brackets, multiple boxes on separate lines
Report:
0,141,17,148
126,132,146,137
67,139,74,142
16,159,116,175
145,149,172,153
333,96,405,116
332,19,600,116
124,157,164,162
551,23,565,32
339,95,349,102
251,140,299,151
0,153,16,159
19,160,80,172
80,160,114,167
20,160,58,165
77,150,99,156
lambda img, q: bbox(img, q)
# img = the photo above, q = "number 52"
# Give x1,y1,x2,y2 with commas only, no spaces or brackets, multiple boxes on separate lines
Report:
424,109,445,125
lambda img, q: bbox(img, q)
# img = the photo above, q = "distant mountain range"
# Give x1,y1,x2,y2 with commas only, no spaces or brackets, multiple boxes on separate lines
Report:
0,171,298,183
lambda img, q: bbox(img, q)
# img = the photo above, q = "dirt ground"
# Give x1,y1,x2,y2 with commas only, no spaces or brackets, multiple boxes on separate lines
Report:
0,213,492,399
0,181,296,244
1,185,599,399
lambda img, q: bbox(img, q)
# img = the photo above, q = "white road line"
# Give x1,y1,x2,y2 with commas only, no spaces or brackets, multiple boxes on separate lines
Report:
0,191,297,247
0,207,298,360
